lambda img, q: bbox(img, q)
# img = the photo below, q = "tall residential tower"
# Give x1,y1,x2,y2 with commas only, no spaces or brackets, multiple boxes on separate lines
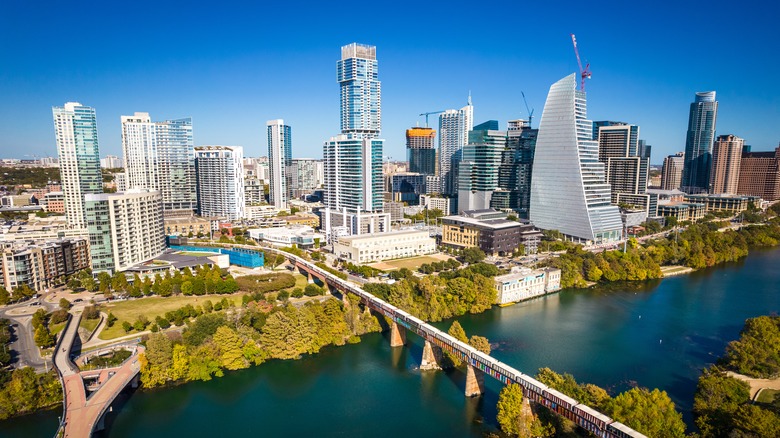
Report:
529,74,622,244
681,91,718,194
406,127,436,175
439,98,473,196
53,102,103,229
267,119,292,209
194,146,245,220
710,134,743,194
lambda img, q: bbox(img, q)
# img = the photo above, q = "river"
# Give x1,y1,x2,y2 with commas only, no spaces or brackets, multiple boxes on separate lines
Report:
4,248,779,437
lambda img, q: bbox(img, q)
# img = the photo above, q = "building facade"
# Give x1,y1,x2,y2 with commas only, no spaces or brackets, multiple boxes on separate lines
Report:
121,113,196,213
406,127,436,175
681,91,718,194
737,146,780,201
338,43,380,137
683,194,755,213
494,267,561,305
267,119,292,209
288,158,324,198
420,195,451,214
529,74,622,244
441,210,538,256
53,102,103,229
85,189,165,273
458,121,505,212
332,229,436,264
1,238,89,292
661,152,685,190
709,134,744,194
195,146,245,220
439,98,473,196
593,121,649,204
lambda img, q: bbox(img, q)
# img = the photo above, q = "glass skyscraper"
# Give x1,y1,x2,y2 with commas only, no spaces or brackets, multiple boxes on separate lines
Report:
53,102,103,229
121,113,196,213
267,119,292,209
406,127,436,175
458,120,504,212
439,97,473,196
681,91,718,194
338,43,380,138
530,74,622,244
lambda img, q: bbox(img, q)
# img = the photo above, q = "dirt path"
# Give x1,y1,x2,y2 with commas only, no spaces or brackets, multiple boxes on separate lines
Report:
726,371,780,399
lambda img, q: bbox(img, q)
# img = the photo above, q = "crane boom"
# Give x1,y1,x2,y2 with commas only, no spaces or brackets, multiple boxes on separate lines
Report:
419,110,447,128
570,33,591,91
521,91,534,128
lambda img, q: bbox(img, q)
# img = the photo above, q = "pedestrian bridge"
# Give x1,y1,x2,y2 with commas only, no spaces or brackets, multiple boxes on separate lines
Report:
52,313,143,438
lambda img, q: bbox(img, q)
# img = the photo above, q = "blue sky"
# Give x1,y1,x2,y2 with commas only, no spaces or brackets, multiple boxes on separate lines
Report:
0,0,777,164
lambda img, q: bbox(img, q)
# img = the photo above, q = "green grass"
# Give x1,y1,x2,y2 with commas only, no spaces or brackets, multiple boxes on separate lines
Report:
49,321,67,336
79,317,100,334
293,273,310,290
757,389,779,404
376,255,445,271
98,293,245,340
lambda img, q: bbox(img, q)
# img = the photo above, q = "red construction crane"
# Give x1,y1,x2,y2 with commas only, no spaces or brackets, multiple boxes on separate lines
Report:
570,33,591,91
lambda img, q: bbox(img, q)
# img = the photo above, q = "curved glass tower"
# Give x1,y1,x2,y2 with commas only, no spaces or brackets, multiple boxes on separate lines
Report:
529,74,622,244
681,91,718,194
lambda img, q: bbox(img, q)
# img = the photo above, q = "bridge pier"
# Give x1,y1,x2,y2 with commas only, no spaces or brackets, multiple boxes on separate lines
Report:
464,364,485,397
307,272,314,284
420,340,442,371
390,321,406,347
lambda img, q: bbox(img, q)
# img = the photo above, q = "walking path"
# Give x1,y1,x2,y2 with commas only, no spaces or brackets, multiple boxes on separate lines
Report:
726,371,780,399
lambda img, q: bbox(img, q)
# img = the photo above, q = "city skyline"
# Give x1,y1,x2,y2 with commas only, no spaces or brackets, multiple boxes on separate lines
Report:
1,1,778,163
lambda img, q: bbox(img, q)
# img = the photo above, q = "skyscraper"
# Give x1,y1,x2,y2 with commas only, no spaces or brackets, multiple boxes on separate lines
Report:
529,74,622,244
288,158,324,198
593,122,649,203
710,134,744,194
323,43,389,238
737,145,780,201
458,121,504,212
121,113,196,213
439,98,473,196
406,127,436,175
501,120,537,218
267,119,292,209
661,152,685,190
194,146,245,220
52,102,103,229
681,91,718,194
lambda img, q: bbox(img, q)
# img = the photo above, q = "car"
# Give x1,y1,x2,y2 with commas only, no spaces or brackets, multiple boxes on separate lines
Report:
29,302,41,306
73,299,83,303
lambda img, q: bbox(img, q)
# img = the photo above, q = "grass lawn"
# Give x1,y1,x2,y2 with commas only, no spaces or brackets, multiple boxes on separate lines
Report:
79,317,101,334
757,388,779,404
99,293,245,340
293,273,310,290
372,255,447,271
49,321,67,336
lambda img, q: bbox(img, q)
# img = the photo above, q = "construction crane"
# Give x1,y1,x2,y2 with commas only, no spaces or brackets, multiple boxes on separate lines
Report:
419,110,446,128
521,92,534,128
570,33,591,91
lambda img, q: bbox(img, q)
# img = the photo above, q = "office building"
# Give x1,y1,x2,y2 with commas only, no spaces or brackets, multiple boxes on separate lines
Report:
100,155,123,169
593,121,649,204
710,134,744,194
737,146,780,201
333,229,436,264
194,146,245,220
529,74,622,244
458,121,505,212
684,194,756,214
406,127,436,175
121,113,196,213
387,173,427,204
1,237,90,292
288,158,324,198
85,189,165,273
681,91,718,194
656,202,706,222
420,195,451,214
494,267,561,305
439,97,474,196
497,121,537,217
661,152,685,190
52,102,103,229
248,226,324,249
267,119,292,209
441,209,541,256
323,43,388,239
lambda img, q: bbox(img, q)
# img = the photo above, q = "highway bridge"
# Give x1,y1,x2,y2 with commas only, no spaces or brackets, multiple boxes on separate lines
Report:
52,313,143,438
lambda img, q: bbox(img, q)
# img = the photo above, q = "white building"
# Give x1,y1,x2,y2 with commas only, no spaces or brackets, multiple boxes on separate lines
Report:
529,74,623,244
267,119,292,209
53,102,103,229
100,155,123,169
121,112,197,214
420,195,451,214
494,267,561,305
195,146,245,220
244,205,283,221
248,225,324,248
288,158,324,198
333,229,436,264
439,97,473,196
115,172,127,192
85,189,165,273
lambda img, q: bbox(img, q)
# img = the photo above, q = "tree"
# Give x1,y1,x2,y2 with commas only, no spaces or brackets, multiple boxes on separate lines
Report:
106,312,117,327
97,271,111,293
34,325,54,348
497,383,538,437
724,315,780,378
0,287,10,305
469,335,491,354
448,321,468,343
461,247,486,264
122,321,132,333
213,326,248,370
606,387,685,438
59,298,71,310
140,333,173,387
693,367,751,436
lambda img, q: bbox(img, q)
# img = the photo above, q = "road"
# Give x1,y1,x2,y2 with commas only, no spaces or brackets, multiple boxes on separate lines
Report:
0,296,57,372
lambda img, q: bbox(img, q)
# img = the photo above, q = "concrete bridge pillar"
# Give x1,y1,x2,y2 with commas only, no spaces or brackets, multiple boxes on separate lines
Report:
464,364,485,397
390,321,406,347
420,340,442,371
307,272,314,284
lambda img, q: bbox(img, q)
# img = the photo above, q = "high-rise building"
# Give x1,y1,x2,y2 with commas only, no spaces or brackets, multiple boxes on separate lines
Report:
439,97,474,196
338,43,380,138
288,158,324,198
737,145,780,201
121,113,196,213
681,91,718,194
458,121,505,211
267,119,292,209
85,189,165,273
504,122,538,218
661,152,685,190
593,122,649,203
529,74,622,244
406,127,436,175
710,134,744,194
194,146,245,220
100,155,123,169
323,43,389,239
52,102,103,229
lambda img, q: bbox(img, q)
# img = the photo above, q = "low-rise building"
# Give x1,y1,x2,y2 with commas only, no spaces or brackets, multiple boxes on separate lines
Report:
657,202,706,222
494,267,561,305
164,215,222,236
333,229,436,264
1,237,90,292
441,209,541,256
419,195,452,214
244,205,283,220
248,225,324,249
276,212,320,228
683,194,758,214
41,191,65,213
124,249,229,279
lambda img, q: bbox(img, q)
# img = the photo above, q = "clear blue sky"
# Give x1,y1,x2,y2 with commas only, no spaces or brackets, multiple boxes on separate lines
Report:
1,0,778,164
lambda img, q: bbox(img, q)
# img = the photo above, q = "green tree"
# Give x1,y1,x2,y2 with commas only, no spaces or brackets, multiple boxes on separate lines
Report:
693,367,751,436
0,287,9,305
34,325,54,348
122,321,132,333
724,315,780,378
469,335,491,354
497,383,537,437
140,332,173,386
461,247,486,264
606,387,685,438
448,321,468,343
213,326,248,370
59,298,71,310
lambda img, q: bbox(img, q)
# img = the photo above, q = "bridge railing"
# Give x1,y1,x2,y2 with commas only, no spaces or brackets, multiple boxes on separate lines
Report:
51,313,74,438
